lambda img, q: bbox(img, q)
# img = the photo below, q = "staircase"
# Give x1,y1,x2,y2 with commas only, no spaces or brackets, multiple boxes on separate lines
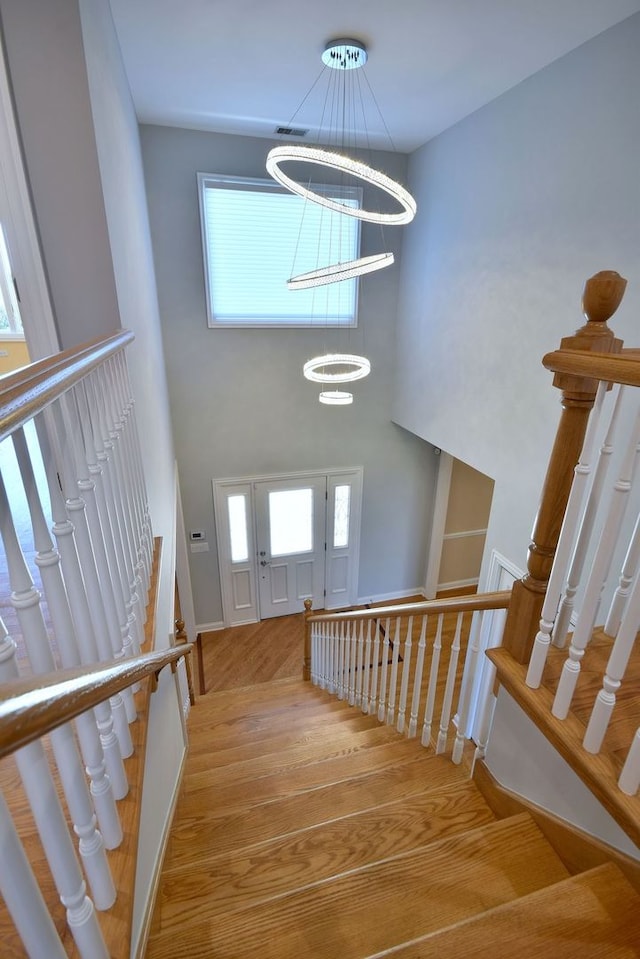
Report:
146,678,640,959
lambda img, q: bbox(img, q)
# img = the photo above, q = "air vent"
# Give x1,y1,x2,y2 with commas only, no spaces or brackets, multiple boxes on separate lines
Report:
275,126,308,137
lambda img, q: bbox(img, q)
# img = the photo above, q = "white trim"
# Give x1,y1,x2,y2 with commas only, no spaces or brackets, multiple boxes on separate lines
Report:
356,586,425,605
0,331,26,342
437,576,480,591
424,450,452,599
214,467,363,626
486,550,523,587
195,620,227,633
466,549,523,742
0,40,58,359
133,748,187,959
442,528,488,541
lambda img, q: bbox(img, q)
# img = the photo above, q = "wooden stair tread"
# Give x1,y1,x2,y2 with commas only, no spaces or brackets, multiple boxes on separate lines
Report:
191,677,329,715
380,862,640,958
166,754,482,867
146,813,570,959
189,712,388,769
180,738,432,816
183,723,404,789
156,781,495,929
188,696,357,745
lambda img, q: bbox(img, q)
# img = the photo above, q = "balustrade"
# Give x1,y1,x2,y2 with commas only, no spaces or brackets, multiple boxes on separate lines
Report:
304,593,511,764
0,331,163,958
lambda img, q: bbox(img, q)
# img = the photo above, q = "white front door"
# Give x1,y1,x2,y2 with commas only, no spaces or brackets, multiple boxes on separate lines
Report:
254,476,327,618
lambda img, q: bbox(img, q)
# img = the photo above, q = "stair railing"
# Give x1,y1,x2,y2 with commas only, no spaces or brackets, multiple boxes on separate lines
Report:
521,344,640,799
0,330,156,957
304,591,511,764
0,645,192,959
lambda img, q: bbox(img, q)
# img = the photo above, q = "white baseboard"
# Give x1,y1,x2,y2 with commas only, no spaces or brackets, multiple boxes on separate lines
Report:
195,620,225,633
437,577,479,592
356,587,426,605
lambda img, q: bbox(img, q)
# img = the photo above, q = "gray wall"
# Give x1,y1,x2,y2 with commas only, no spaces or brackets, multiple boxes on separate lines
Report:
0,0,121,347
0,4,187,952
140,125,436,626
394,13,640,585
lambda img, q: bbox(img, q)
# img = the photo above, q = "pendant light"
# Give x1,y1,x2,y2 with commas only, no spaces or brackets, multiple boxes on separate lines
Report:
266,38,417,401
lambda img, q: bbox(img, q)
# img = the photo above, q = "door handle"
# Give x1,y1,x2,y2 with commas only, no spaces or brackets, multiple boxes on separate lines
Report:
260,559,271,567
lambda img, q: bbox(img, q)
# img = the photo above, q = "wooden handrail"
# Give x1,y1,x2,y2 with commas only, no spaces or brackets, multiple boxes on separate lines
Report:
0,645,192,761
543,348,640,388
307,590,512,625
0,329,133,442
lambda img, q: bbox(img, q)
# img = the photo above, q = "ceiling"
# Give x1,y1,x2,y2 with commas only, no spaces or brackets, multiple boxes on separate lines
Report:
109,0,640,153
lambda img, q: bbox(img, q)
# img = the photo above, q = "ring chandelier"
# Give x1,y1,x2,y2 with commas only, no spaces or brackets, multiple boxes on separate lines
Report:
266,146,417,226
267,38,416,405
303,354,371,384
287,253,394,290
319,390,354,406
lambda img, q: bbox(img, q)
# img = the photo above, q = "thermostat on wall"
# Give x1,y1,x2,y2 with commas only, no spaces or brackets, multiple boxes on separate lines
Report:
190,530,205,541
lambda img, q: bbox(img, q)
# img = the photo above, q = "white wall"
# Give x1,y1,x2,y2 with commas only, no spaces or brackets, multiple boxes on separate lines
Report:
394,13,640,586
0,4,188,954
140,125,436,627
394,13,640,838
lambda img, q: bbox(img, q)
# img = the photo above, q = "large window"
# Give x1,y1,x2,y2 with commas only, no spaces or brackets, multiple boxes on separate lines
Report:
198,172,362,328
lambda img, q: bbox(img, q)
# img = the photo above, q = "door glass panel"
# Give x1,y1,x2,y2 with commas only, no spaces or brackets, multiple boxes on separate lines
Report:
227,493,249,562
333,484,351,548
269,488,313,556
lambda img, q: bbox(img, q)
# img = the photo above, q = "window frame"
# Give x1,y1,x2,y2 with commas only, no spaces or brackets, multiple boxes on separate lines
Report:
197,171,363,330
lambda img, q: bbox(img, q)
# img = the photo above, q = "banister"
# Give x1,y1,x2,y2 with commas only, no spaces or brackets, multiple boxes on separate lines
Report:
0,329,133,442
542,348,640,388
0,644,192,761
307,590,512,624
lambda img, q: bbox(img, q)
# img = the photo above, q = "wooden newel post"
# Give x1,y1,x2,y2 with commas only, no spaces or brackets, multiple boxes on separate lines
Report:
303,599,313,681
502,270,627,664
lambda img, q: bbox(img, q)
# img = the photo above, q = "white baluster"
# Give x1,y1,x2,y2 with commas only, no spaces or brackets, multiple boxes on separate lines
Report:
361,620,372,714
0,478,115,910
337,622,346,700
79,381,143,662
310,624,317,685
408,616,428,739
62,391,137,724
452,610,482,764
327,622,336,694
0,787,68,959
619,729,640,796
377,618,391,722
583,557,640,754
369,620,381,716
34,415,128,799
87,372,145,655
12,428,122,849
385,619,401,726
421,614,443,747
104,358,150,601
437,612,463,754
553,405,640,720
554,385,625,646
605,510,640,637
397,617,413,734
527,382,608,685
471,661,498,774
348,620,357,706
353,620,363,707
43,404,133,758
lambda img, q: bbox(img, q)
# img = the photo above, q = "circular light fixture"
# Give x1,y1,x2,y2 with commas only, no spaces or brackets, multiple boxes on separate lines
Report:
288,252,394,290
303,353,371,383
319,390,353,405
266,145,417,226
321,39,367,71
